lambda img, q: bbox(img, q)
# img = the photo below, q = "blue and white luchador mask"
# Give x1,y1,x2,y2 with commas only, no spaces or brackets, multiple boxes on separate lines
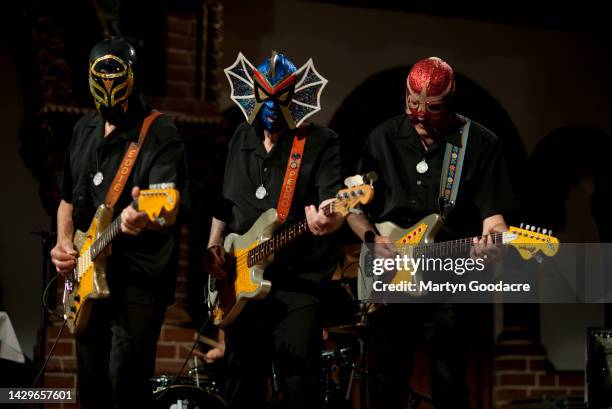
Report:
224,51,328,132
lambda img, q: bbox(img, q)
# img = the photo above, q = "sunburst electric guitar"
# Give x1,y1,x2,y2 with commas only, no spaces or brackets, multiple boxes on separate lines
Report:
63,185,180,335
360,213,560,297
208,177,376,327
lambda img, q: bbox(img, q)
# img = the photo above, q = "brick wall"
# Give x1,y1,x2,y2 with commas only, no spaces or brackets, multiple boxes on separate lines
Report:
42,321,198,409
147,8,220,117
492,339,585,408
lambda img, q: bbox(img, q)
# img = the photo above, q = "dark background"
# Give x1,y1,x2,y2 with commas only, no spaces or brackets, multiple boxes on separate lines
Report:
0,0,610,406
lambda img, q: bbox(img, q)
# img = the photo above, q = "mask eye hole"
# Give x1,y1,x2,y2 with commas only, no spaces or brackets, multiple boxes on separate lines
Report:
407,98,419,109
428,103,443,112
276,90,291,103
257,87,269,101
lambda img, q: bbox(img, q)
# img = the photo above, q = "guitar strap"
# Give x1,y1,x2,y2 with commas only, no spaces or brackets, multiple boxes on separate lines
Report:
104,110,162,208
438,115,471,220
276,124,308,223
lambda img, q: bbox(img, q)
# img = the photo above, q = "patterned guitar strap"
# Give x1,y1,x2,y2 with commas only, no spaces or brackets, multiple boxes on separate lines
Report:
438,115,471,220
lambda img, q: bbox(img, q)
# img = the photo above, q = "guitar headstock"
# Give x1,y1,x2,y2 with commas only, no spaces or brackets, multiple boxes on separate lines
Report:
334,176,375,217
137,184,180,224
505,224,560,261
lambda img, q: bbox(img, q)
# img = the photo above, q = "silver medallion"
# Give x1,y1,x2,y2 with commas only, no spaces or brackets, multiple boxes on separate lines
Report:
416,160,428,174
93,171,104,186
255,185,267,199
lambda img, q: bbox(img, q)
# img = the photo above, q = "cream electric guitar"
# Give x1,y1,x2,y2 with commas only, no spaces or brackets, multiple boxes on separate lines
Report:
208,176,376,327
359,213,560,297
63,185,179,335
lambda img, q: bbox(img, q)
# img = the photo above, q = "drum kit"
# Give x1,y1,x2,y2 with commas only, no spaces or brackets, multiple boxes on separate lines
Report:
320,282,370,409
151,359,226,409
151,276,375,409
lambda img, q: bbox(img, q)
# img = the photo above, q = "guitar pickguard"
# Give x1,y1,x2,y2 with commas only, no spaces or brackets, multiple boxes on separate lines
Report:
211,208,278,327
64,205,111,335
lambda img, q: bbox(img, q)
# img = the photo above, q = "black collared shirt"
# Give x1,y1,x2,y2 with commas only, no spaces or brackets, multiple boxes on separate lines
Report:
357,114,517,239
61,107,188,304
217,121,342,282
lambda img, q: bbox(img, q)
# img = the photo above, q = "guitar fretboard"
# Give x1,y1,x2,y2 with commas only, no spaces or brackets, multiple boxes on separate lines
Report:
89,198,141,260
410,231,506,259
247,201,335,267
90,216,123,260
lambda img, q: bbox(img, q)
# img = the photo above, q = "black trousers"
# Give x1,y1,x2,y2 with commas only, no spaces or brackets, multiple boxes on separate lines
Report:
224,292,324,409
367,303,471,409
76,298,166,409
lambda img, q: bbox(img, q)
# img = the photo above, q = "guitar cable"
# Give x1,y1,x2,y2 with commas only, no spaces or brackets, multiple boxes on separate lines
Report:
154,312,212,402
42,272,63,318
19,272,68,409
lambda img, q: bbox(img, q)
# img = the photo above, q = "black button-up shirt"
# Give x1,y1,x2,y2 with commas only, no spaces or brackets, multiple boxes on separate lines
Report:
357,114,517,240
217,121,342,282
61,107,188,304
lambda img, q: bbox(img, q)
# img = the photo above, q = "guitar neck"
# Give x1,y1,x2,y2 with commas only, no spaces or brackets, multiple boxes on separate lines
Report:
89,216,122,260
89,200,138,260
248,201,336,266
414,231,506,259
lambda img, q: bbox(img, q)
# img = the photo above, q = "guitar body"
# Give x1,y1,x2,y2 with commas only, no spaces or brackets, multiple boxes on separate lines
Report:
61,186,180,335
63,204,112,335
358,212,559,300
210,208,279,327
207,180,375,327
359,213,442,298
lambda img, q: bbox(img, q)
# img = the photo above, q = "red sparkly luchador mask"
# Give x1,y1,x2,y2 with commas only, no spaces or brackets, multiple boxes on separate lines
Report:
406,57,455,136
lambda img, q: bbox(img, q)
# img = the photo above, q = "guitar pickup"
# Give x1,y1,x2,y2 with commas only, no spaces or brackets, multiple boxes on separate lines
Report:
150,182,176,189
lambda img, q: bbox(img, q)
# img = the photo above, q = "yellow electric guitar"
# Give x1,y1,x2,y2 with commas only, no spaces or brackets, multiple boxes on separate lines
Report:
208,175,376,327
359,213,560,297
63,184,180,335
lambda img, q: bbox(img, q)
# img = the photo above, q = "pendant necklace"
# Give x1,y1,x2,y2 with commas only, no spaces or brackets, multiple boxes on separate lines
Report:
416,159,428,174
255,164,268,199
416,138,429,174
93,151,104,186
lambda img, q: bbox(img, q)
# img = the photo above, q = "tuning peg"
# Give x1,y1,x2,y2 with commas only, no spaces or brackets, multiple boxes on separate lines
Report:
364,172,378,185
536,227,541,233
525,224,531,230
549,230,553,236
542,229,547,235
531,226,535,231
520,223,524,228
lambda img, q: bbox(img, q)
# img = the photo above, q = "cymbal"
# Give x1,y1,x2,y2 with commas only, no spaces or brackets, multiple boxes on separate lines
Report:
325,323,366,337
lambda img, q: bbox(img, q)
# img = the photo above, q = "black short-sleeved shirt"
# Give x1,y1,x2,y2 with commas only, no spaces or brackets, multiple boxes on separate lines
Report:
357,114,517,239
216,121,342,283
61,106,188,304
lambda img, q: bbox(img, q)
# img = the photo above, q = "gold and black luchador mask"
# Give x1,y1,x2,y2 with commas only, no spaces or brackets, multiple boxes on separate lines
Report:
88,54,134,114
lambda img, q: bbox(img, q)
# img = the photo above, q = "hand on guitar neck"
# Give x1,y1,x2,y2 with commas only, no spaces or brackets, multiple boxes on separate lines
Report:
304,198,344,236
120,186,178,235
469,214,508,264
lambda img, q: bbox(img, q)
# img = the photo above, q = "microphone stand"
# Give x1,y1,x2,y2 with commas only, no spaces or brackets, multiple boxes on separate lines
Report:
31,230,55,409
